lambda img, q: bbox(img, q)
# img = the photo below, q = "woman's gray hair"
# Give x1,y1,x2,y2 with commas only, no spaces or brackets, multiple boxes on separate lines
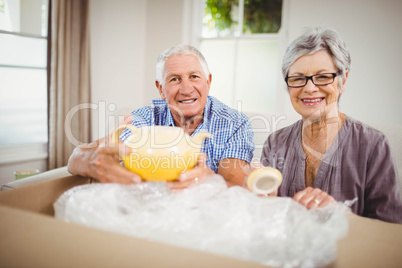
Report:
282,27,351,91
155,45,210,85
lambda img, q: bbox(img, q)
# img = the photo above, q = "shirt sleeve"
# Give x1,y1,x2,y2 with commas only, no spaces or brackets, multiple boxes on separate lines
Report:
119,106,153,141
364,135,402,223
220,117,255,163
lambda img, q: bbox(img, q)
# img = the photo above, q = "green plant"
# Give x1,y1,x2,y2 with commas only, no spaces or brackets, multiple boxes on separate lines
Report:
244,0,282,33
0,0,5,13
204,0,282,34
205,0,238,33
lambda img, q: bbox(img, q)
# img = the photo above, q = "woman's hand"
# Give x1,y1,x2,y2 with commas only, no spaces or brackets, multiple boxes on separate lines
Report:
293,187,335,209
166,153,214,192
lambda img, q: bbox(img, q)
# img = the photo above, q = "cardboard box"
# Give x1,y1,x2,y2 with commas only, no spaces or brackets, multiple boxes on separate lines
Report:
0,175,266,268
1,175,402,268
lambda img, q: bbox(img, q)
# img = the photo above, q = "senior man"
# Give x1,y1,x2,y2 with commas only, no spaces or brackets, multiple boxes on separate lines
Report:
68,45,254,190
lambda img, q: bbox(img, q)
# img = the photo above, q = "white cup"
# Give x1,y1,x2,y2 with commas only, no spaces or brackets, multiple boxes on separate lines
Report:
246,167,282,195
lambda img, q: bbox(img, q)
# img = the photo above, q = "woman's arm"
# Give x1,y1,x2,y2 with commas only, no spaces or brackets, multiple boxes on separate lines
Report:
364,135,402,223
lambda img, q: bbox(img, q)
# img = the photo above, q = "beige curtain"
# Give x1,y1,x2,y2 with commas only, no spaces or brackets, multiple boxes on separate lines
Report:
48,0,91,169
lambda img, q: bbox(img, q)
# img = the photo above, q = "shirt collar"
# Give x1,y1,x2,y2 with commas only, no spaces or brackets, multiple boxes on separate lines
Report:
165,105,175,127
162,96,212,134
188,96,211,136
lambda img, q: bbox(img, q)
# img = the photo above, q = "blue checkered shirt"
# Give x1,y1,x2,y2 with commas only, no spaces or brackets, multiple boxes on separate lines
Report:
120,96,254,172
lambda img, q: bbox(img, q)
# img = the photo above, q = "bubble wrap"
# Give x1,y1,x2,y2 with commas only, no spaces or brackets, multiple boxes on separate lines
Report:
54,175,350,268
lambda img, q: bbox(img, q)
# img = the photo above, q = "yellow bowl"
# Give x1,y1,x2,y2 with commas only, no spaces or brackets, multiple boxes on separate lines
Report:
114,125,211,182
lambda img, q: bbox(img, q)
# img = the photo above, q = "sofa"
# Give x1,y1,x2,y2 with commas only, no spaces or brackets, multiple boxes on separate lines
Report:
2,112,402,196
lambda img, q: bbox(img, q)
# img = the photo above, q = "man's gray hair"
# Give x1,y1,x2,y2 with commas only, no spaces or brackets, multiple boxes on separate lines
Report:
282,27,351,91
155,44,210,85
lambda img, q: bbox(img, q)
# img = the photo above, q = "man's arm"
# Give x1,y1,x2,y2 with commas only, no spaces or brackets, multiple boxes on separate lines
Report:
67,113,142,184
214,114,254,187
217,158,249,187
67,137,142,184
166,156,249,191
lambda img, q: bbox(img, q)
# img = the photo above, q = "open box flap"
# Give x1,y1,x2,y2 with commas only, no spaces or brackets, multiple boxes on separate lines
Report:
0,175,91,215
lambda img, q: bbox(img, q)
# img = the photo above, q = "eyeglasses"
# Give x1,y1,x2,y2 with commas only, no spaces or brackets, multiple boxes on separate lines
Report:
285,73,338,88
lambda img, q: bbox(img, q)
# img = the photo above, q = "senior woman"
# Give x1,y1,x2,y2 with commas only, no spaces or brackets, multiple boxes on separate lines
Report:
261,27,402,223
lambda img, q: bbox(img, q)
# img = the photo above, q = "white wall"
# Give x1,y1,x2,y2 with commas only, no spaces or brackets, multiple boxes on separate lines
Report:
90,0,147,140
143,0,188,104
90,0,402,142
90,0,188,139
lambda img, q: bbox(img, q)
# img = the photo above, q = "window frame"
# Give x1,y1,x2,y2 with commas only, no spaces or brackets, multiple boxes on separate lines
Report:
0,29,48,166
192,0,283,111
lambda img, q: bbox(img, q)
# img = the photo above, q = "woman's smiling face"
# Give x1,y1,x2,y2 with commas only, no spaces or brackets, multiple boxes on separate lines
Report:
287,50,347,120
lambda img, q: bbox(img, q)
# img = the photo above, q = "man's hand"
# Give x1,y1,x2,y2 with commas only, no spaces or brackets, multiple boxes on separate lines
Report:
293,187,336,209
166,153,215,192
67,137,143,184
67,113,144,184
87,146,143,184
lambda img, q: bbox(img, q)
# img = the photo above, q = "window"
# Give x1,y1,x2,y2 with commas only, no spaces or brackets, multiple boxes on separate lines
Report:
0,0,48,162
197,0,282,114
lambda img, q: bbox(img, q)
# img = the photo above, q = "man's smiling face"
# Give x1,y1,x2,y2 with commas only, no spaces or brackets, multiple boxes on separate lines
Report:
156,54,211,125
